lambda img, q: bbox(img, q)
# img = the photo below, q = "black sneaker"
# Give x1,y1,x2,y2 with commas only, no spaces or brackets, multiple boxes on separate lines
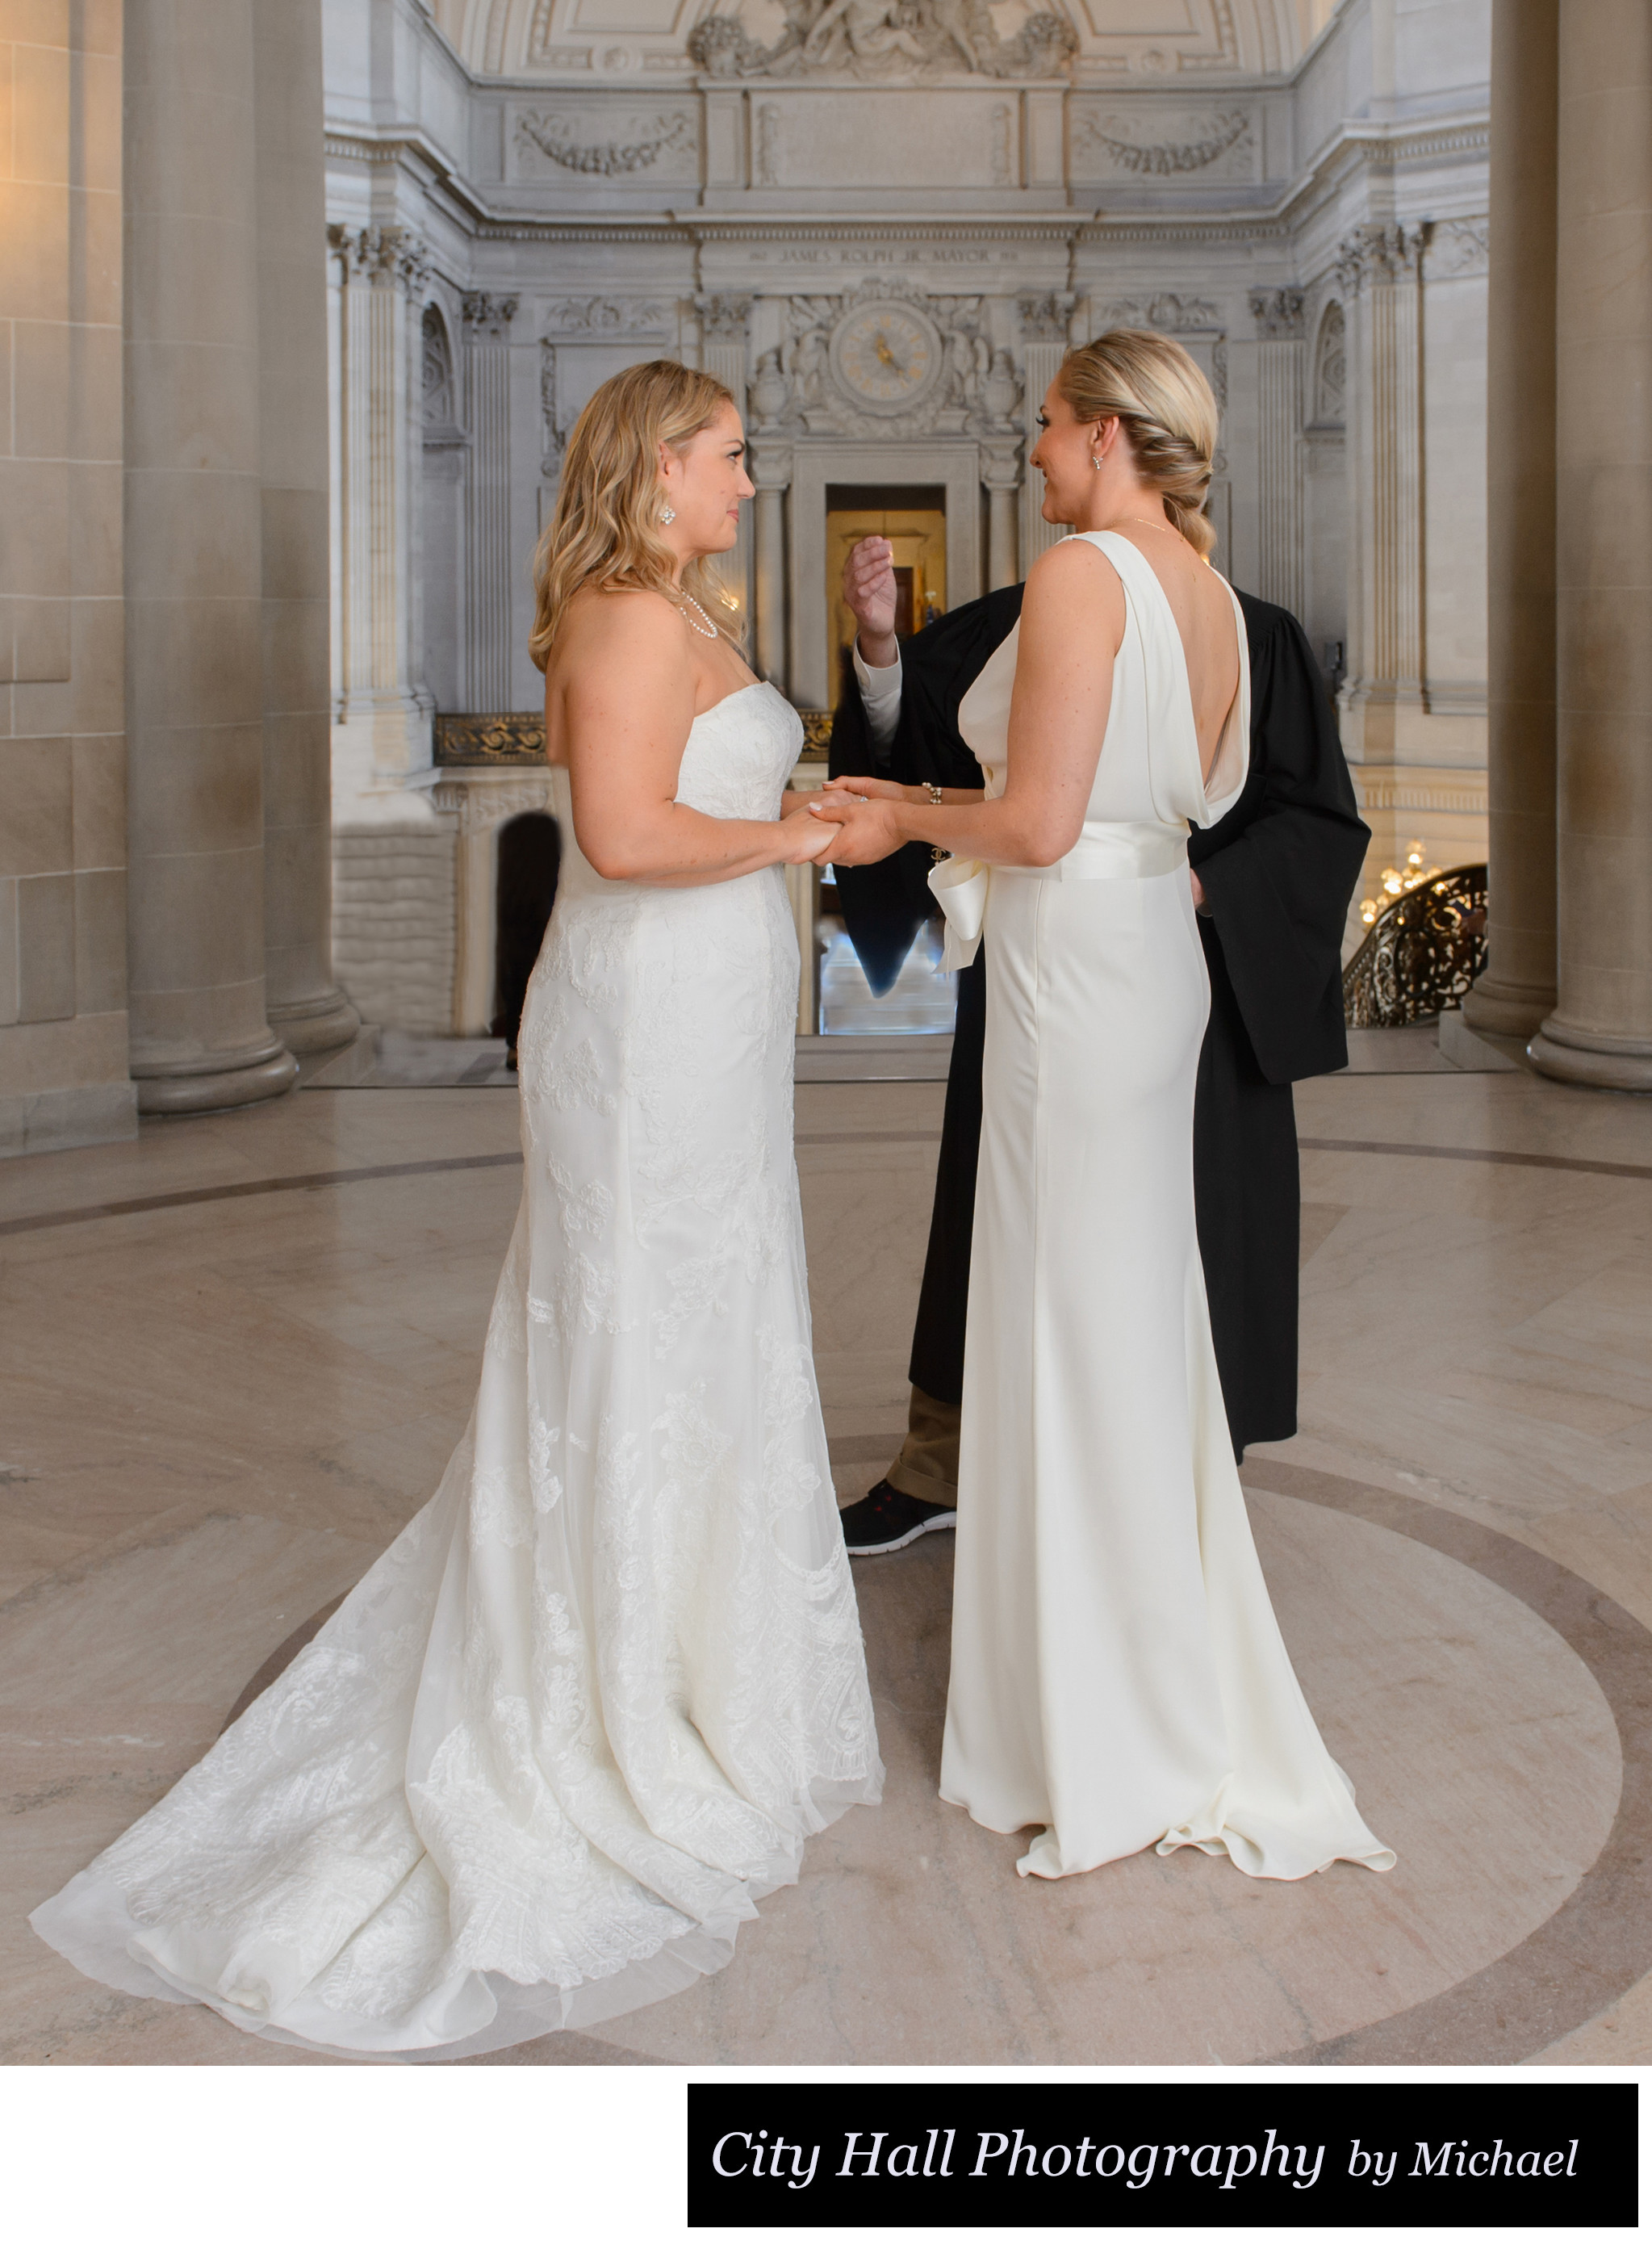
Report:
839,1480,957,1556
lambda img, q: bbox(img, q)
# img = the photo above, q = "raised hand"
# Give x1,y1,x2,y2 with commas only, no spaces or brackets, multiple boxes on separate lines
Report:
841,536,899,667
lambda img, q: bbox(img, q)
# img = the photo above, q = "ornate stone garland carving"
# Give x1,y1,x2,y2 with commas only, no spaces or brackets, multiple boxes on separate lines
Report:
516,109,693,174
1075,108,1252,176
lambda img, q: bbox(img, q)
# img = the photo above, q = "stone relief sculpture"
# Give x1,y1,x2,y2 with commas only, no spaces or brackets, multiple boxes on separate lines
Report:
1426,216,1491,279
540,341,564,476
516,109,695,174
687,0,1077,82
1074,108,1252,176
751,279,1021,442
1312,301,1346,428
541,297,671,335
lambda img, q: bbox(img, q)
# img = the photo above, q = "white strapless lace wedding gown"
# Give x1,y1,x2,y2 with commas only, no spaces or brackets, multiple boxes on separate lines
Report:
32,682,882,2059
934,534,1393,1884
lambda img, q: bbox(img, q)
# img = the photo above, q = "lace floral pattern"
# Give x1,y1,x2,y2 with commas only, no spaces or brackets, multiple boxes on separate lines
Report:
31,682,882,2060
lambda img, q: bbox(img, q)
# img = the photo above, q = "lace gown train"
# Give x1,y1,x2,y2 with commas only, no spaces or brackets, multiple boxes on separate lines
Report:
31,682,883,2059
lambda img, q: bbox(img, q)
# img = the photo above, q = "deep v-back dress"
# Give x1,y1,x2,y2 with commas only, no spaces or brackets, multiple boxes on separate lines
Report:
33,681,882,2057
933,533,1393,1883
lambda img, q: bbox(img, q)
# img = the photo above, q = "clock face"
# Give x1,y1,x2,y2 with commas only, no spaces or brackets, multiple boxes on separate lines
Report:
830,304,943,415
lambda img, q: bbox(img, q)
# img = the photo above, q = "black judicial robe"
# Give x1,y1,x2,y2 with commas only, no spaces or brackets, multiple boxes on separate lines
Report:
828,585,1368,1456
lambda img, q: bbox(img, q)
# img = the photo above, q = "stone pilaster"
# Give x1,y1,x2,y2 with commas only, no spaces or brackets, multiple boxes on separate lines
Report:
1248,287,1306,618
697,295,754,627
1465,0,1559,1038
1018,293,1073,572
252,0,358,1056
124,0,295,1112
1336,224,1425,758
328,221,433,812
751,438,792,695
1530,0,1652,1089
982,438,1022,593
461,291,518,714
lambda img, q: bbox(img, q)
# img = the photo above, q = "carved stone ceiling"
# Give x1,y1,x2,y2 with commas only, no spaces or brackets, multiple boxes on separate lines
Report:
426,0,1338,80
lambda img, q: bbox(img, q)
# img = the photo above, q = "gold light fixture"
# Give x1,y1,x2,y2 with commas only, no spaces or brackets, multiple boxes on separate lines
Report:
1360,840,1441,926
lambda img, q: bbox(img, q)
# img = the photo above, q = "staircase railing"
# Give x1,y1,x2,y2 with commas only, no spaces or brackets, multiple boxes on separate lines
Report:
1342,864,1488,1028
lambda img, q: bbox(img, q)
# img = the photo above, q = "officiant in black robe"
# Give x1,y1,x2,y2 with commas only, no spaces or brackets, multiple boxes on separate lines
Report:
827,568,1368,1552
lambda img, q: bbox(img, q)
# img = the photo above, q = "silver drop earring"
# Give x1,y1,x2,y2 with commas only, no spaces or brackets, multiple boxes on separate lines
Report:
1091,451,1105,471
660,500,676,525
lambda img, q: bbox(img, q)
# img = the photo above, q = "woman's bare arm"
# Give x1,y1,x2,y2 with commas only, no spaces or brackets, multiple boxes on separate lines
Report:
810,539,1124,867
558,593,829,885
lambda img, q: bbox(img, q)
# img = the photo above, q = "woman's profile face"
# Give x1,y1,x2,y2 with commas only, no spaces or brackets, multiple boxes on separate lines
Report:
660,403,755,558
1028,379,1097,527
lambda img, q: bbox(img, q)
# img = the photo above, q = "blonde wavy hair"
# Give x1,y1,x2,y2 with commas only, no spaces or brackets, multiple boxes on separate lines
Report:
1057,329,1219,559
529,360,741,671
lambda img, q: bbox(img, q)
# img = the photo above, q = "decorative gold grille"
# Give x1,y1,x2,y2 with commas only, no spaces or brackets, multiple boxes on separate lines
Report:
433,707,834,766
1342,863,1488,1028
434,714,546,766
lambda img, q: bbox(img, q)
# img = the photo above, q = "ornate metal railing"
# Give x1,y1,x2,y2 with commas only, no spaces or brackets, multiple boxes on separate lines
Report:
1342,863,1487,1028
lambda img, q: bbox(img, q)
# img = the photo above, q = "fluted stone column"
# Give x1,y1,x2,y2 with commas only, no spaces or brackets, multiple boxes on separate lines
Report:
253,0,358,1055
751,440,791,694
1018,293,1072,572
328,221,431,805
462,292,517,713
697,295,754,626
124,0,295,1111
1531,0,1652,1089
1465,0,1560,1038
984,440,1021,593
1337,224,1426,758
1249,287,1307,617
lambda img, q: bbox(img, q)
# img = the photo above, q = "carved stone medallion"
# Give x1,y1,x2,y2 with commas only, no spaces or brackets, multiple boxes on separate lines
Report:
829,301,944,415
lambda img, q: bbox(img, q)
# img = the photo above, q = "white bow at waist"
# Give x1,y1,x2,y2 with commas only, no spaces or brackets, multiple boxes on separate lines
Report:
926,821,1190,970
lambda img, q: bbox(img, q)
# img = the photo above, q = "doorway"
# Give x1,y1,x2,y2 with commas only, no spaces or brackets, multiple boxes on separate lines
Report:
823,485,947,708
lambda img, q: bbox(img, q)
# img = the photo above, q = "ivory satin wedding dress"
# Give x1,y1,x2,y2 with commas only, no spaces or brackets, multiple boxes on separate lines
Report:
33,682,882,2059
932,532,1393,1884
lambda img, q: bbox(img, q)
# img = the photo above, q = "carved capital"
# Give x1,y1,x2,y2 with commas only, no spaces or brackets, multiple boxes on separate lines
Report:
1018,291,1074,343
1335,223,1423,295
697,293,752,341
462,293,519,342
749,438,794,491
980,438,1023,490
1426,216,1490,280
1249,287,1305,341
328,223,431,295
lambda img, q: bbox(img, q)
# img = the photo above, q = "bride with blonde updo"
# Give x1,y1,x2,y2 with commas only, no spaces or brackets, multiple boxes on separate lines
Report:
813,329,1393,1887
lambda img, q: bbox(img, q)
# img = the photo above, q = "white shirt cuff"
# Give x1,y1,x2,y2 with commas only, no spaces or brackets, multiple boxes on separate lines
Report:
851,642,903,748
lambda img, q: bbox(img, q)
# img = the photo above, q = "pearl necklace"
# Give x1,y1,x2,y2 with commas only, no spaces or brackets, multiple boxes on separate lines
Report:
675,593,718,639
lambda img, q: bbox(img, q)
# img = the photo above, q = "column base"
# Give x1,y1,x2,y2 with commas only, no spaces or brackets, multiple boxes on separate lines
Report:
134,1046,299,1116
1527,1020,1652,1094
1462,974,1556,1038
267,987,362,1054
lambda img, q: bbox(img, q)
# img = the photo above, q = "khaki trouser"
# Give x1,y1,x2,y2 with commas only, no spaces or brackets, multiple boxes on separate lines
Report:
883,1384,960,1510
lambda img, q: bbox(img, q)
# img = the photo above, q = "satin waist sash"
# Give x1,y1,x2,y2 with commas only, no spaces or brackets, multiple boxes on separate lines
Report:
927,821,1190,970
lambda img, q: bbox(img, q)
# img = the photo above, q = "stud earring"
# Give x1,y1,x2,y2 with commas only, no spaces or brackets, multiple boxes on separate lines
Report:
660,500,676,525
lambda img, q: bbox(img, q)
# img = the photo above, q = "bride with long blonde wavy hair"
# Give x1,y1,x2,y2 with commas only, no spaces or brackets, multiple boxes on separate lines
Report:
529,358,742,669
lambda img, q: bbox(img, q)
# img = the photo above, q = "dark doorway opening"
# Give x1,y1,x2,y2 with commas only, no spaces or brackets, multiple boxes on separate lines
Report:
491,811,562,1066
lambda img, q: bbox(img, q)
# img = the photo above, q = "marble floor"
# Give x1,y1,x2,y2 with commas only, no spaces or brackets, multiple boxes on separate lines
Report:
2,1053,1650,2065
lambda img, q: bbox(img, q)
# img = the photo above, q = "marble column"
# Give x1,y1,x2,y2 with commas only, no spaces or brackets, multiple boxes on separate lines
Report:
1018,293,1072,574
1337,224,1425,758
751,440,791,695
462,292,517,713
1464,0,1560,1037
124,0,295,1111
328,221,432,807
252,0,358,1055
1530,0,1652,1088
697,296,754,627
1249,287,1307,618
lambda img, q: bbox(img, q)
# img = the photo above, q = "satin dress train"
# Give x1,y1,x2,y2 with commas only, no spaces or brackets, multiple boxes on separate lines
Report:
934,533,1394,1884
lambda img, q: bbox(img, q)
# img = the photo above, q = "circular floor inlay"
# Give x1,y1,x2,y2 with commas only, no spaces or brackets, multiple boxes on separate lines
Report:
224,1463,1642,2066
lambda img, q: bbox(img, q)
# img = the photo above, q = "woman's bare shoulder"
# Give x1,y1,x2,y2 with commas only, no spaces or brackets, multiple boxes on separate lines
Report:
558,582,684,661
1021,534,1127,639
